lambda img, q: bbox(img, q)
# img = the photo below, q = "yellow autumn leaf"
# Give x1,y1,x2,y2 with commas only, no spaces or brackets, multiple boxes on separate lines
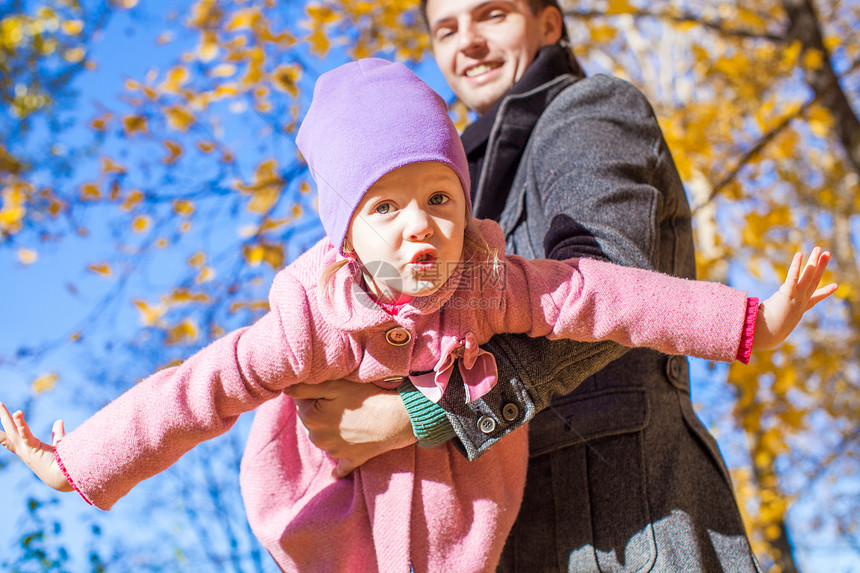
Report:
163,140,183,164
122,189,144,211
803,48,824,71
606,0,634,15
589,23,617,43
271,64,301,97
80,182,101,201
197,31,220,62
61,19,83,35
211,63,237,78
132,215,151,233
17,248,37,264
88,262,112,277
807,105,833,137
101,156,126,174
123,114,148,135
160,65,190,93
168,288,210,303
165,105,195,131
196,266,215,284
243,242,284,269
226,8,259,30
173,199,194,216
32,372,59,394
197,140,216,153
167,319,199,345
90,113,112,131
188,251,206,268
69,332,82,342
133,299,166,327
63,47,85,63
306,27,330,56
305,3,338,25
781,40,803,68
0,189,27,233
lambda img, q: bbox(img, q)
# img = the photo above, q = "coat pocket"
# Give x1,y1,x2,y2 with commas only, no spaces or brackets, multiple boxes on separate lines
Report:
508,389,657,573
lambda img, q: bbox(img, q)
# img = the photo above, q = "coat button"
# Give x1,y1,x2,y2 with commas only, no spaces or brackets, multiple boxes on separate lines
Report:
502,403,519,422
478,416,496,434
666,355,682,381
385,327,411,346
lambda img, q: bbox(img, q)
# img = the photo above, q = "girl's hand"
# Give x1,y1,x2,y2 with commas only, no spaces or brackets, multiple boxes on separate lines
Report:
0,403,73,492
752,247,838,350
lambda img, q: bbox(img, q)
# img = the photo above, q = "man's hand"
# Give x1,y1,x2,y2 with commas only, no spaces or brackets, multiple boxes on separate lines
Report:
0,402,73,492
753,247,838,350
284,380,417,478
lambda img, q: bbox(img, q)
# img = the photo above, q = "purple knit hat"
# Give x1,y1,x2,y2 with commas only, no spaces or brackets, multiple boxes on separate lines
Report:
296,59,471,255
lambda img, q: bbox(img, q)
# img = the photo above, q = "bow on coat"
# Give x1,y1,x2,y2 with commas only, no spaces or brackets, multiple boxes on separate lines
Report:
411,333,498,403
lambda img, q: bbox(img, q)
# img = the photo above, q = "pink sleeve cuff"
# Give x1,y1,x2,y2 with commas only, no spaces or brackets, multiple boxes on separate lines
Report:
54,448,94,506
736,297,759,364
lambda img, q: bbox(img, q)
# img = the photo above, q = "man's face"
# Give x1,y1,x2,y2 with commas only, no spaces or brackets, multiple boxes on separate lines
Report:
426,0,561,114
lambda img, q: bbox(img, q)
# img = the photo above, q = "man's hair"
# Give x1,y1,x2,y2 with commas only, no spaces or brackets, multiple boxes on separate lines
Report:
419,0,570,44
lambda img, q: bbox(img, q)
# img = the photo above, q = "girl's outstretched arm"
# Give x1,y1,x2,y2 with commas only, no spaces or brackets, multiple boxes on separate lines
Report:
0,402,72,492
753,247,838,350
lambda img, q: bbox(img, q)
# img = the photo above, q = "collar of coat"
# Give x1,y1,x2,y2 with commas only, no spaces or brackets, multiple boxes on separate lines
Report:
461,44,586,221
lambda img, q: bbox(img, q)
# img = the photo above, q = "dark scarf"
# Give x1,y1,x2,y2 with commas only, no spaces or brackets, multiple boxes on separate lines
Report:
461,45,584,221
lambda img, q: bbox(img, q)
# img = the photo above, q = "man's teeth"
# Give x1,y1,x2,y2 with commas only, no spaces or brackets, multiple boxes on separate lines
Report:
466,63,496,78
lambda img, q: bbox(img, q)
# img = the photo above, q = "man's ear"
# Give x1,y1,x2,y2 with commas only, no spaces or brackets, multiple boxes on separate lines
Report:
539,5,564,46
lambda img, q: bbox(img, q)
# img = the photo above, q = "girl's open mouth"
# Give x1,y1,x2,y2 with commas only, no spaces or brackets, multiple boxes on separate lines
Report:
409,252,438,272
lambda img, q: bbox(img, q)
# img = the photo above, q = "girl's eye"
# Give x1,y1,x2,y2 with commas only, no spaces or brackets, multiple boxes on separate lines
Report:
429,193,448,206
375,203,391,214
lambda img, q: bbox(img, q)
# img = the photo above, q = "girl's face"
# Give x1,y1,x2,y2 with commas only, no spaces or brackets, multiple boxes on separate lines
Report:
346,161,468,301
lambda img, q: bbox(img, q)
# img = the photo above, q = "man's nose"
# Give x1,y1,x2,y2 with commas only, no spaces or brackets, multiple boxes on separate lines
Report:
458,20,485,52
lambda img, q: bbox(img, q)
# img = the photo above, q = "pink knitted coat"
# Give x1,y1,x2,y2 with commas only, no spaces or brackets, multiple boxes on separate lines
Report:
54,220,751,572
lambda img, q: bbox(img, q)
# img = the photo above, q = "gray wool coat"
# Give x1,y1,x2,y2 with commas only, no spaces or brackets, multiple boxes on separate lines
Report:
432,46,765,572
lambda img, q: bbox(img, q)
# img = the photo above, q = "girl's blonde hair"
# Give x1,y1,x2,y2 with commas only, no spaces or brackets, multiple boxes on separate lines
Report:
318,215,501,299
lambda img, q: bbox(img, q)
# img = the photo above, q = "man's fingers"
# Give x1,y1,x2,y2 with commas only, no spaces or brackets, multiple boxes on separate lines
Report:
284,381,343,401
333,458,358,479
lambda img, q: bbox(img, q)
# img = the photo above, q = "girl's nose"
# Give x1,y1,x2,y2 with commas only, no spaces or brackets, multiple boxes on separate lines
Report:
403,203,433,241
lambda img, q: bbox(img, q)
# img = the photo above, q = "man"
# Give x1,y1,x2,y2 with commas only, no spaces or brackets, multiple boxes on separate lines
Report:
286,1,763,570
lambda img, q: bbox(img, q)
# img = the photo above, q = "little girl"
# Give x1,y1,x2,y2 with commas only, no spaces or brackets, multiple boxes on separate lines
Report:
0,59,836,572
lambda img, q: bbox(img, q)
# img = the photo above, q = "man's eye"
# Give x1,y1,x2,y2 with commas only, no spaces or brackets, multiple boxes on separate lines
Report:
435,27,455,40
429,193,448,205
375,203,391,214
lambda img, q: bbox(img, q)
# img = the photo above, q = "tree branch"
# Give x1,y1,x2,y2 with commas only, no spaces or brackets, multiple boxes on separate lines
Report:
566,8,784,42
